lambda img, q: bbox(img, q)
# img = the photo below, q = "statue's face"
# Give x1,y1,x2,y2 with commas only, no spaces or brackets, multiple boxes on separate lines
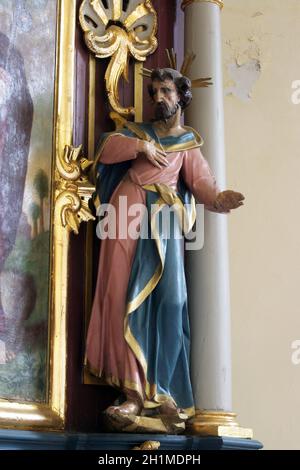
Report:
151,78,180,121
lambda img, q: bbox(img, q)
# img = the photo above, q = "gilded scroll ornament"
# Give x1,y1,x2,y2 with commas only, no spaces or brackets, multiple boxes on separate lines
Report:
133,441,161,450
79,0,158,116
55,145,95,234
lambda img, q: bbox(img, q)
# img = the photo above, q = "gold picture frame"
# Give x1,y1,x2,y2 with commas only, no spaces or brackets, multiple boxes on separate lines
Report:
0,0,76,431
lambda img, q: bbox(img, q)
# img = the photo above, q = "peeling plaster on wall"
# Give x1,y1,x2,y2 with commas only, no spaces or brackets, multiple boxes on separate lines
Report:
224,34,263,101
226,35,263,64
225,59,261,101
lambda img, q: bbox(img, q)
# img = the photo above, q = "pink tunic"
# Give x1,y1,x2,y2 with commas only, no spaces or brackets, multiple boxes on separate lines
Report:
86,134,219,400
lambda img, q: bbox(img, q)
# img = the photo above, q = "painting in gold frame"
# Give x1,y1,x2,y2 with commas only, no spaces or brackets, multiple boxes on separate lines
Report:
0,0,77,430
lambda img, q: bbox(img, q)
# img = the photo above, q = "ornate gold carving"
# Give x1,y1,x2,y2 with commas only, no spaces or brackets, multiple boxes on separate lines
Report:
55,145,95,235
181,0,224,10
79,0,158,117
186,410,253,438
133,441,161,450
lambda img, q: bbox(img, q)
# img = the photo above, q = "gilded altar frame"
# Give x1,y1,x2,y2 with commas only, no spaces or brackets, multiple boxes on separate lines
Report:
0,0,76,430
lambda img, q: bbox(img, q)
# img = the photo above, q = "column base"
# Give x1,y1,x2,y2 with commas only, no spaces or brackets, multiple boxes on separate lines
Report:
186,410,253,439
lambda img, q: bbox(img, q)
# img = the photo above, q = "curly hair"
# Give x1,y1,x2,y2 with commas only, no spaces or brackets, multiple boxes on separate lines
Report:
148,68,192,111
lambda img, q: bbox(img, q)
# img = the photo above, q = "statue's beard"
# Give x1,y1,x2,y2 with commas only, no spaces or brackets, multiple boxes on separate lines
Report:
154,102,179,122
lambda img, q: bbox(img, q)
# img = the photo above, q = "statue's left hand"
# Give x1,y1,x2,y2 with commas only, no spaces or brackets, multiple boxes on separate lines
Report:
213,190,245,213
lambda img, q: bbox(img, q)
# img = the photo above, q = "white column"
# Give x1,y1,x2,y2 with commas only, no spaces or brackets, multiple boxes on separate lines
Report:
183,0,232,412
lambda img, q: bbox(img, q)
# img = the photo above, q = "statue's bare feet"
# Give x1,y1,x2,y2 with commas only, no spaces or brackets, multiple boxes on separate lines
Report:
159,400,181,416
106,400,142,417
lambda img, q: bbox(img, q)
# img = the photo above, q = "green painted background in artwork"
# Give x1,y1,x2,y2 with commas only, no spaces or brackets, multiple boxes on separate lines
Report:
0,231,50,401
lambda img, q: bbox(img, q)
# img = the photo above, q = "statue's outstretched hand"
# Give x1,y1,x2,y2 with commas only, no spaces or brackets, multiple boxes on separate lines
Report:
138,139,169,169
213,190,245,213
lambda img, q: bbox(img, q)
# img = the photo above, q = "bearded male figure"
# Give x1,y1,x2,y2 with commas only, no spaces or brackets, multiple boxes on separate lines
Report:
85,67,244,425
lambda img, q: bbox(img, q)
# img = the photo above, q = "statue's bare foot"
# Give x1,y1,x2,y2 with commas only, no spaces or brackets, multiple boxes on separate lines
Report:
159,400,180,416
106,400,142,417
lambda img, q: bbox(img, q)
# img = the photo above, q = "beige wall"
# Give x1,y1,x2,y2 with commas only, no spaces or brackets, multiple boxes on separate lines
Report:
222,0,300,450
